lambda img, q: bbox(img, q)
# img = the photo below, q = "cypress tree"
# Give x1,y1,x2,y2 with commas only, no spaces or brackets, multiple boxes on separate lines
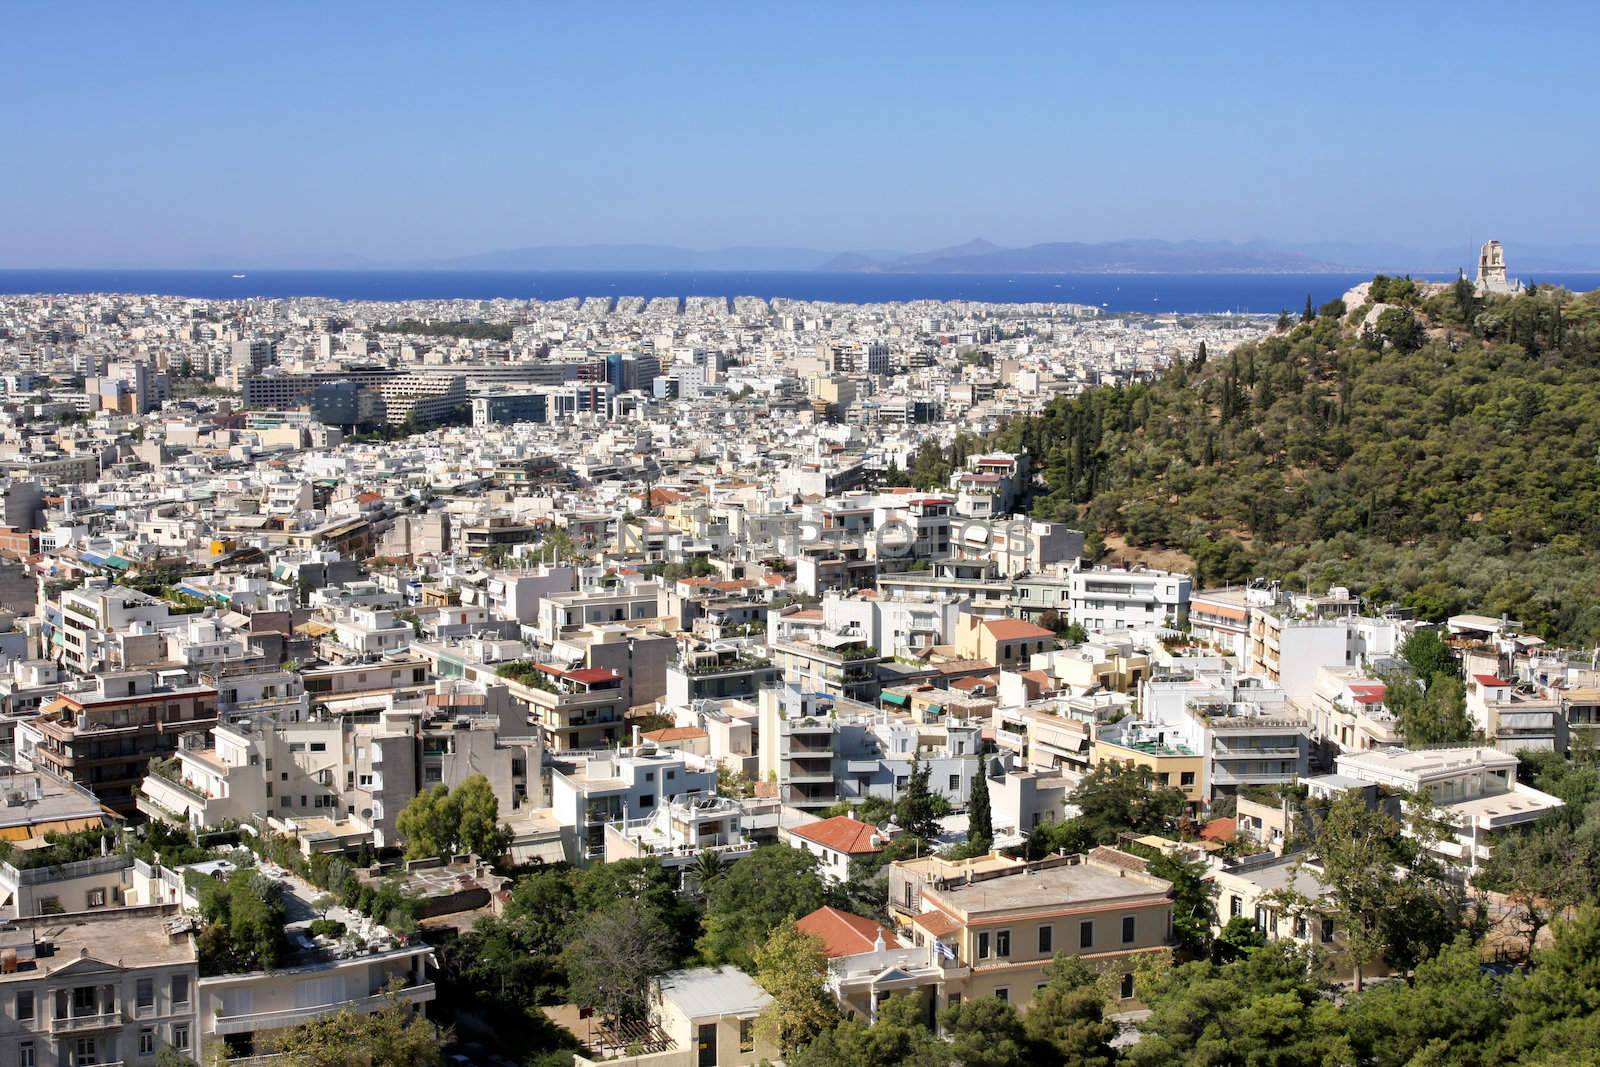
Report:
968,768,992,853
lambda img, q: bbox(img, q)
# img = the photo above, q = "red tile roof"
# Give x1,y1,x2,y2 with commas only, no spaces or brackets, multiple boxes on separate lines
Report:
641,726,707,743
562,667,622,686
794,906,899,958
913,909,960,937
788,815,883,855
1199,818,1237,843
983,619,1054,641
1474,674,1513,687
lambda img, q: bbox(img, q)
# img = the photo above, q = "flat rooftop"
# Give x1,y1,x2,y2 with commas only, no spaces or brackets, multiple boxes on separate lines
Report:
0,906,194,978
0,769,106,835
928,859,1170,916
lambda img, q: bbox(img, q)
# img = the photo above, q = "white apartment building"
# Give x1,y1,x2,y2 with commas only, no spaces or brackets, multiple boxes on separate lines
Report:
551,746,717,864
1067,566,1191,632
1326,746,1564,873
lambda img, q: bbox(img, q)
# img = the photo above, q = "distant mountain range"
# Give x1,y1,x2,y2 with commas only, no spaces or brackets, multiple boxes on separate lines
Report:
406,238,1600,275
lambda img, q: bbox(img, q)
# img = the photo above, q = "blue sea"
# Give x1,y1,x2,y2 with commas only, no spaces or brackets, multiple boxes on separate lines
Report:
2,269,1598,314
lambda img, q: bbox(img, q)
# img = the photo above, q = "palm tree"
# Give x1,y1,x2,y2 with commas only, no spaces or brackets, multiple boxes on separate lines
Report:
690,849,723,896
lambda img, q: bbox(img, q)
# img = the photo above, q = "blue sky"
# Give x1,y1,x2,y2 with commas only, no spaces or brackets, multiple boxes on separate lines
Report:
3,2,1596,266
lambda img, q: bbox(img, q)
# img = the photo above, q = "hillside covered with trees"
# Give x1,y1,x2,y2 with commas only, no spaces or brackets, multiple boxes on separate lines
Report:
989,279,1600,643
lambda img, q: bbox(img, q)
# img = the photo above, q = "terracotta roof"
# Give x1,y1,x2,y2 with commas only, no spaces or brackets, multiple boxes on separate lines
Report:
794,906,900,958
563,667,622,685
950,675,998,692
641,726,707,743
983,619,1054,641
913,909,960,937
1199,818,1238,843
788,815,883,855
1474,674,1513,687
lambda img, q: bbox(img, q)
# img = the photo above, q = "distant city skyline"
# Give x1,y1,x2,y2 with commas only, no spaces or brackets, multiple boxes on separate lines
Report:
4,3,1598,267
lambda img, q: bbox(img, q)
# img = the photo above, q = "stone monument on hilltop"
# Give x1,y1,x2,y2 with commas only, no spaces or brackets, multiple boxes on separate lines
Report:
1475,239,1519,296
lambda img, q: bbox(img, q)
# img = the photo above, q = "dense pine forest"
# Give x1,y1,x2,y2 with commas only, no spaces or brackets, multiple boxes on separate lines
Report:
982,279,1600,643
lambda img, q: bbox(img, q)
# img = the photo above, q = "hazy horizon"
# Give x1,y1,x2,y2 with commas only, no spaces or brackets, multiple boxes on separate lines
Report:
5,4,1599,268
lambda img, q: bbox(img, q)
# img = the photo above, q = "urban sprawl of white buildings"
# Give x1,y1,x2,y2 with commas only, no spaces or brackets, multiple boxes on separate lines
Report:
0,288,1580,1065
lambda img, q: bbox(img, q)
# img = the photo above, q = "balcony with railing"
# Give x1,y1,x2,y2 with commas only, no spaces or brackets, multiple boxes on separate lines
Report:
210,982,436,1037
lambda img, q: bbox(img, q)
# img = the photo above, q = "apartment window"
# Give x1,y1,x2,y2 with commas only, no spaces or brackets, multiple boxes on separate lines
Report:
947,993,961,1009
1293,916,1308,940
993,987,1008,1003
16,990,33,1021
300,795,308,807
37,896,61,916
280,796,291,808
265,759,272,771
1230,895,1242,918
290,743,305,752
1321,918,1336,944
994,930,1011,958
1038,925,1053,954
19,1042,33,1067
280,772,288,781
310,742,327,752
140,1028,156,1055
1120,972,1136,999
174,1022,191,1051
1180,771,1195,787
74,1039,96,1063
1079,920,1094,949
949,774,960,791
136,978,154,1010
977,931,991,960
1122,915,1136,944
86,888,105,908
171,974,190,1007
739,1017,755,1054
644,772,655,783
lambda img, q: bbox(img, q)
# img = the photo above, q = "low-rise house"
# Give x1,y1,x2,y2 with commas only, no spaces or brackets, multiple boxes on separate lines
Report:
955,616,1055,671
1212,854,1353,974
891,848,1174,1012
783,814,886,883
796,905,944,1023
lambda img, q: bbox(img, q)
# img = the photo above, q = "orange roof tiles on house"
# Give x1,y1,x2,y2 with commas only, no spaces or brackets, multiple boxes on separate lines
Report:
1473,674,1513,688
983,619,1055,641
949,675,999,693
641,726,708,743
794,906,900,958
1199,818,1238,843
913,909,960,937
788,815,884,855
